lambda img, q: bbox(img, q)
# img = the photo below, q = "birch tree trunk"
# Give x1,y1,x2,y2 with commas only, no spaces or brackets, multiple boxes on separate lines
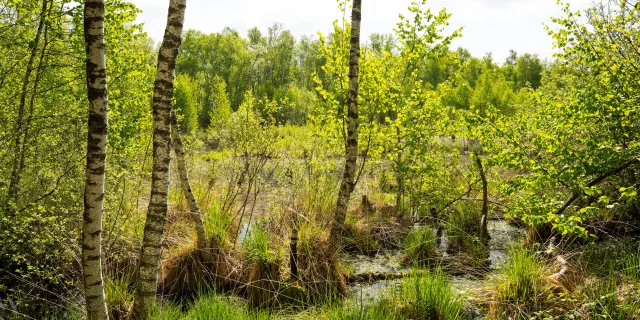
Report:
7,0,48,214
82,0,109,318
329,0,362,252
134,0,187,316
170,111,208,259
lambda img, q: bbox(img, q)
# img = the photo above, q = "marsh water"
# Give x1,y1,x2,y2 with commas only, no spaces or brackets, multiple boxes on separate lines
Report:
344,220,524,311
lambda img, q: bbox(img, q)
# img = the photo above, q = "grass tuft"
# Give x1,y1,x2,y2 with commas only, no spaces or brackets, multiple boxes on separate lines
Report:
489,246,549,318
403,227,438,266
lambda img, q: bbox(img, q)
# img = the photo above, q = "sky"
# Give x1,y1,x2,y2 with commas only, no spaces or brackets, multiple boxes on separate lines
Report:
131,0,593,63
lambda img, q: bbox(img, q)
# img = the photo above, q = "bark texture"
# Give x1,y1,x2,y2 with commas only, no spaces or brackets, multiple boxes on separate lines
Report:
82,0,109,318
134,0,187,316
329,0,362,253
7,0,48,214
169,111,208,258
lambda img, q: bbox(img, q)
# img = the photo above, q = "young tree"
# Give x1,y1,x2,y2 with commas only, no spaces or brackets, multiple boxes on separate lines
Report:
82,0,109,318
329,0,362,252
134,0,187,316
170,111,208,259
173,74,198,134
208,75,232,130
470,0,640,238
6,0,49,215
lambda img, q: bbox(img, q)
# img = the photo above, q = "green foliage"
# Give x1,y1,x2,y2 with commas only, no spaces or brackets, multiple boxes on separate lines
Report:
0,1,153,316
582,278,640,320
470,66,515,115
105,276,135,318
0,207,81,317
581,240,640,282
470,0,640,238
324,270,466,320
174,74,199,134
225,90,278,156
149,302,183,320
208,75,232,130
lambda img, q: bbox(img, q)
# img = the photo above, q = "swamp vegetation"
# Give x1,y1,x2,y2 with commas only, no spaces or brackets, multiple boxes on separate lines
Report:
1,0,640,319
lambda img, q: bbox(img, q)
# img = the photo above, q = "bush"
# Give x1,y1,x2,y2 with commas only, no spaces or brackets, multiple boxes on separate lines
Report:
0,208,82,318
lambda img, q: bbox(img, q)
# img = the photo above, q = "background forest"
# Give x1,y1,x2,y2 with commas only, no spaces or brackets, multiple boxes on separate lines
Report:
1,0,640,319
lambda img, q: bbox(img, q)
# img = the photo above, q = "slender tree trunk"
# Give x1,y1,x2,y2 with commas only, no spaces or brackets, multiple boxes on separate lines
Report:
82,0,109,318
134,0,187,316
17,9,52,209
395,127,404,215
474,153,489,240
169,111,208,259
7,0,48,214
329,0,362,253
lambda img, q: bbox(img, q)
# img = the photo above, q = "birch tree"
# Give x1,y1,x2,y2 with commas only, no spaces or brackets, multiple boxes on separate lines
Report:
329,0,362,252
82,0,109,318
134,0,187,316
170,110,208,259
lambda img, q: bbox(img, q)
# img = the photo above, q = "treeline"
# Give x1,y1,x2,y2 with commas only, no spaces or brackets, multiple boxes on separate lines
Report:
171,24,546,133
4,0,638,317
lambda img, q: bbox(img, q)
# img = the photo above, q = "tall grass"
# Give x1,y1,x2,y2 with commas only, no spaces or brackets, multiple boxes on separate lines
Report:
446,202,488,266
403,227,438,266
622,246,640,283
397,270,466,320
582,279,630,320
105,276,135,319
183,294,271,320
149,301,183,320
489,246,548,318
308,270,465,320
581,239,640,282
204,200,233,246
244,226,278,266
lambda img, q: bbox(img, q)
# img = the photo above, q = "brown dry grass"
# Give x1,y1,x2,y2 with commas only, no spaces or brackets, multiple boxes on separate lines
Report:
159,243,244,300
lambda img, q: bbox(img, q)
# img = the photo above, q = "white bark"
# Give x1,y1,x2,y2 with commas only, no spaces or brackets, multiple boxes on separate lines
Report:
134,0,187,317
82,0,109,318
330,0,363,252
170,111,208,258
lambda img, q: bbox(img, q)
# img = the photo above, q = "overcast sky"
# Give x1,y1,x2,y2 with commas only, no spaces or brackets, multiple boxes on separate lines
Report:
131,0,593,63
